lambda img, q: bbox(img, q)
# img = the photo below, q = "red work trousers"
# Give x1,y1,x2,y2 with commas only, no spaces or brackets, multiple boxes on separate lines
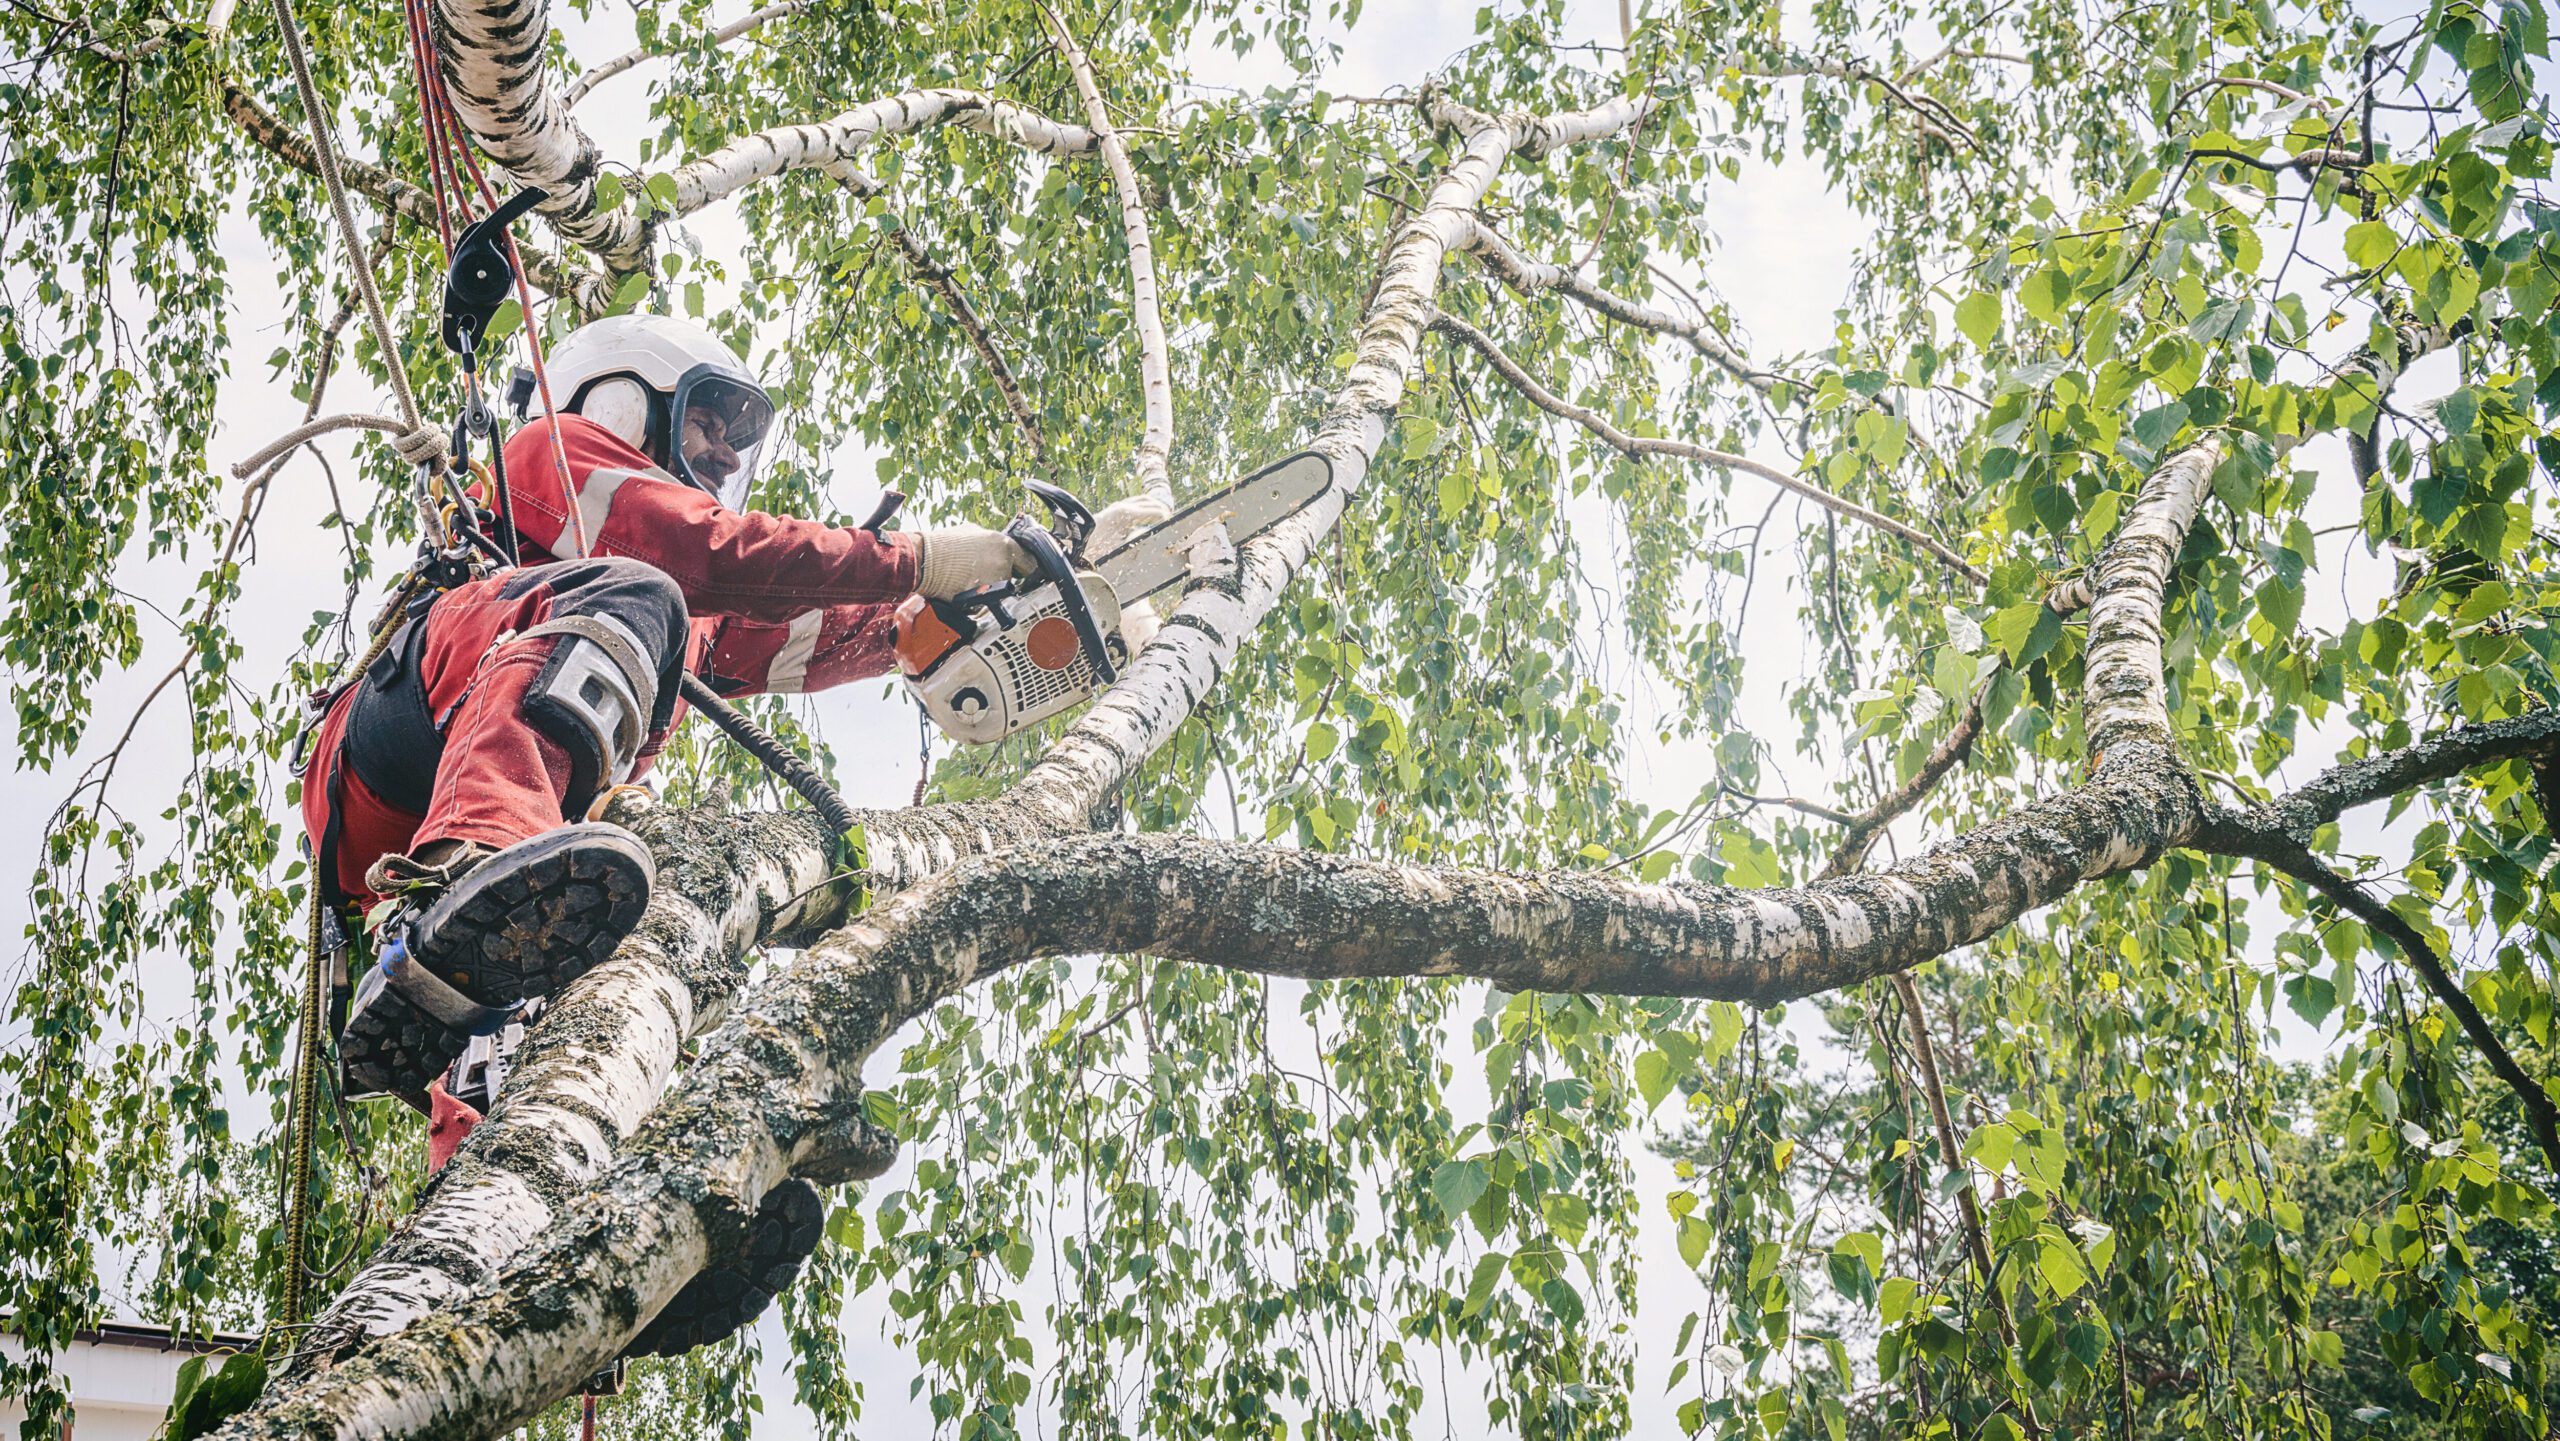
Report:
301,558,692,910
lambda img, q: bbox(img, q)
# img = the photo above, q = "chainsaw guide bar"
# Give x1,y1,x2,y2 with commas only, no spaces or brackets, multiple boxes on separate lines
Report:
1091,451,1334,604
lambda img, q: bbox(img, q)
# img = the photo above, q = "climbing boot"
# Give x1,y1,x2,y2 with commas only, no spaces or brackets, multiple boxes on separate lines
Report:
339,823,654,1100
624,1180,826,1357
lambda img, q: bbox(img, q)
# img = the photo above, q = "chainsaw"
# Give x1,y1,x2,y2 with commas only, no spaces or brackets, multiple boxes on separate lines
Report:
893,451,1333,744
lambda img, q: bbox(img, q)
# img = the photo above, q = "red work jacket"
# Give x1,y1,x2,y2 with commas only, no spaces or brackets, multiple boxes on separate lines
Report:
500,413,920,696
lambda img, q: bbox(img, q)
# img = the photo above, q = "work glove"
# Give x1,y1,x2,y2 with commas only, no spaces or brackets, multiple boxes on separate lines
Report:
915,525,1034,600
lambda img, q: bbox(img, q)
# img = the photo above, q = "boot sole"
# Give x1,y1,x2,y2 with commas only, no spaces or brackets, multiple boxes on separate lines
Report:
341,824,654,1101
339,966,472,1103
408,823,655,1008
624,1179,825,1358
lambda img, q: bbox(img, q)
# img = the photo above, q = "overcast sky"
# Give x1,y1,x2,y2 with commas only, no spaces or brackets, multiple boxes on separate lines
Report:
0,0,2438,1434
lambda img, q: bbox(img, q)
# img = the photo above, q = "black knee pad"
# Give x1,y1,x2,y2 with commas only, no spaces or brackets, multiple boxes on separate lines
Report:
522,613,660,815
507,559,691,813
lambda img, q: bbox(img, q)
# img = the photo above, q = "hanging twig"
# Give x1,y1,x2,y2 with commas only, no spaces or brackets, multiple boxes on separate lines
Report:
830,166,1048,461
1430,310,1983,583
564,0,815,107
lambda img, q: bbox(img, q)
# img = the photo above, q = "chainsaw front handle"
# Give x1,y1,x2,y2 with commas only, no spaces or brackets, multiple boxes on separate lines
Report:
1006,516,1117,685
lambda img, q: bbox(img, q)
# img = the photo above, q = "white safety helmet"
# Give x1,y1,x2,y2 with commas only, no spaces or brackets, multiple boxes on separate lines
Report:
542,313,775,511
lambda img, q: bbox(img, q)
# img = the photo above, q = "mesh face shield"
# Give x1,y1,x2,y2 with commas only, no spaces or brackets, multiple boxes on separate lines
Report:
667,366,775,511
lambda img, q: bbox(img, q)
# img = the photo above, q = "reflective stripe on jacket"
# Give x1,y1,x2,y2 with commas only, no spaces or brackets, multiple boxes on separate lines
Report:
500,414,921,695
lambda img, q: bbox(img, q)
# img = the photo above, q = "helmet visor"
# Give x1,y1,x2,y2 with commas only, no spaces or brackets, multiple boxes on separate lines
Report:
669,367,774,510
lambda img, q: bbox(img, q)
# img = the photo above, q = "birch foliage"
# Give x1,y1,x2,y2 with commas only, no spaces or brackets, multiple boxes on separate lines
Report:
5,0,2560,1438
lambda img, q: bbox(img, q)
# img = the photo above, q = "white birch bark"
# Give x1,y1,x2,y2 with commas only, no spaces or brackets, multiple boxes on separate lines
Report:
1041,2,1177,506
428,0,647,268
672,89,1098,219
2081,441,2217,759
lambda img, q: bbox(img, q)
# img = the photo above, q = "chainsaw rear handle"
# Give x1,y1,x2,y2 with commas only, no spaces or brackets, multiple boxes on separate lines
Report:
1021,478,1097,558
1006,516,1117,685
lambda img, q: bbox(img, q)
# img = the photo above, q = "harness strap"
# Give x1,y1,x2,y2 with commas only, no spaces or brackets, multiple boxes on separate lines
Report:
521,613,659,720
344,612,448,816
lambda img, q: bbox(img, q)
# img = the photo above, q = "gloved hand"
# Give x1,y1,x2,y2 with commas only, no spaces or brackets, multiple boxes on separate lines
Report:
1088,493,1174,557
915,525,1033,600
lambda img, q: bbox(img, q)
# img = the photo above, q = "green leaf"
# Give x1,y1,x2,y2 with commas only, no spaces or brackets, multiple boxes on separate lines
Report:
1462,1251,1507,1316
164,1351,267,1441
2285,973,2337,1027
1431,1158,1490,1218
2255,578,2303,635
2019,266,2074,326
2038,1235,2089,1298
1304,721,1339,763
1956,291,2003,348
2131,401,2190,451
1634,1049,1675,1112
1677,1214,1711,1269
2344,220,2400,270
1835,1229,1884,1278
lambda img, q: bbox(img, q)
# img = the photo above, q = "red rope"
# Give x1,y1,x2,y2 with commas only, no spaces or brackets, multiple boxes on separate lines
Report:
579,1393,597,1441
398,0,591,558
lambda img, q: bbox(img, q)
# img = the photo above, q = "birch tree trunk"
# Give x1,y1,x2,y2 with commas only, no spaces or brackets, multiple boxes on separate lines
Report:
220,430,2217,1441
268,83,1655,1395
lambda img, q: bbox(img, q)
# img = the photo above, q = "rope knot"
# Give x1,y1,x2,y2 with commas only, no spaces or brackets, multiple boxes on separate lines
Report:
391,423,452,474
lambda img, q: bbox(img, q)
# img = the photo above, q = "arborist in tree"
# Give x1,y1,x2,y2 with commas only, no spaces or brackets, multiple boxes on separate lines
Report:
299,311,1160,1131
297,311,1164,1353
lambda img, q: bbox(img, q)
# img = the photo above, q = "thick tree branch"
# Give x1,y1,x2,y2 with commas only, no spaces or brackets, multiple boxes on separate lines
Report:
1431,309,1984,583
563,0,813,108
1038,2,1175,505
2219,711,2560,845
670,88,1098,221
1454,219,1787,395
428,0,646,267
2081,443,2216,758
